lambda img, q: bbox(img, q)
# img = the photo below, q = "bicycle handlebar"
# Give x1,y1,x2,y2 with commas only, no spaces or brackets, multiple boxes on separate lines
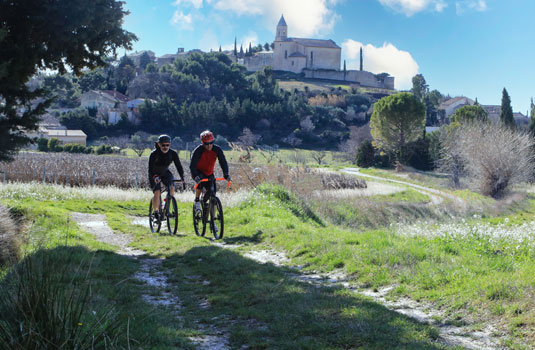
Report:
194,177,231,189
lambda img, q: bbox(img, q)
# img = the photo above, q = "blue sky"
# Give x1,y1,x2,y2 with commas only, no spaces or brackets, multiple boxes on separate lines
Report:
123,0,534,114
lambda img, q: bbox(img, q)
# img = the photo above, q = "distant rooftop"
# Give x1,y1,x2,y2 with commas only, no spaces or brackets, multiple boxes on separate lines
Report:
286,37,340,49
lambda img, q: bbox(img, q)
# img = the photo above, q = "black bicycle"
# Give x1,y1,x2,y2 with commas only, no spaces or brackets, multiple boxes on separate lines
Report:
149,179,185,235
193,177,230,240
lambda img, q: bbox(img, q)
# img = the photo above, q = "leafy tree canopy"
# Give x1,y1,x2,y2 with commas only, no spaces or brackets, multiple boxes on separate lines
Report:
453,105,488,124
370,92,426,163
0,0,136,161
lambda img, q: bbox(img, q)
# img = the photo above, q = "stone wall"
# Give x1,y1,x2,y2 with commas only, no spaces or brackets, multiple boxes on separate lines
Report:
303,69,394,89
244,53,274,72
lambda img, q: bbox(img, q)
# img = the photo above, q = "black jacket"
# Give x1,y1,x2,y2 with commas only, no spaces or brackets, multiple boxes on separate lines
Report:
148,148,184,179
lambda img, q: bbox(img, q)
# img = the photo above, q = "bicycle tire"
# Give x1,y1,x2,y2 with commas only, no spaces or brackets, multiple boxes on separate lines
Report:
149,200,161,233
193,202,206,237
167,196,178,235
209,196,224,240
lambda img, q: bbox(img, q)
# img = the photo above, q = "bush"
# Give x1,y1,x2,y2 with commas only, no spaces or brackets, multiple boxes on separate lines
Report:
0,205,20,266
95,144,113,155
63,144,89,154
47,138,63,152
446,121,535,198
215,135,230,150
356,139,375,167
37,138,49,152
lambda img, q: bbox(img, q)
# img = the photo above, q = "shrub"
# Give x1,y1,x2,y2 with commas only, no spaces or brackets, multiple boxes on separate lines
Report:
47,138,63,152
446,121,535,198
356,139,375,167
0,205,20,266
37,138,49,152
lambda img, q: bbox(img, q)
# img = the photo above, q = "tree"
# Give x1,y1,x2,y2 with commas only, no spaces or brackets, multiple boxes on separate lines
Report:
0,0,136,161
529,98,535,135
411,74,429,102
234,37,238,57
264,43,270,51
370,92,426,163
130,134,149,157
452,105,488,124
139,51,153,69
500,88,515,128
359,47,363,71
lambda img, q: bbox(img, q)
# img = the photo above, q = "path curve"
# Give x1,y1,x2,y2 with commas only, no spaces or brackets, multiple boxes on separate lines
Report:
342,168,466,208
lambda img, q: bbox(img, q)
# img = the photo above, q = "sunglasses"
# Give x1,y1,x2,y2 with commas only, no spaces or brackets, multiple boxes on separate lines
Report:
161,143,170,148
203,141,214,145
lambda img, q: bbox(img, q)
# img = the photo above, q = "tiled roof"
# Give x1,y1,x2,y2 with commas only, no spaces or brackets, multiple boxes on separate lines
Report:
438,96,473,109
102,90,130,103
287,38,341,49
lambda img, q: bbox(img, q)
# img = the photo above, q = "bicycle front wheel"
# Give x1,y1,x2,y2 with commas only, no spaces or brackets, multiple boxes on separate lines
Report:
167,196,178,235
209,197,224,240
193,202,206,237
149,200,161,233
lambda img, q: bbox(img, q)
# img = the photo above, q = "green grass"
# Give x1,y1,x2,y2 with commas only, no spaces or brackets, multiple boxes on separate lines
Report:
2,181,535,348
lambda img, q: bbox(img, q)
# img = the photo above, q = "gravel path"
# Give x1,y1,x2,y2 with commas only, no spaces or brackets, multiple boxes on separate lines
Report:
341,168,467,208
72,212,231,350
215,242,503,350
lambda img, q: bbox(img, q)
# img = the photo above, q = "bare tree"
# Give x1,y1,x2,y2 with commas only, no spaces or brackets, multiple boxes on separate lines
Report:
257,144,279,164
442,121,534,198
311,151,327,165
338,125,371,161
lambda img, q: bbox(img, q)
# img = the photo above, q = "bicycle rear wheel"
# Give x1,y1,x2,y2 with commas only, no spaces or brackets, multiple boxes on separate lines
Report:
149,200,161,233
193,202,206,237
209,197,224,240
167,196,178,235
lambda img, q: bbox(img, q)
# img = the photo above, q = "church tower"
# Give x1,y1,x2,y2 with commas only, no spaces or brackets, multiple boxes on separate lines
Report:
275,15,287,41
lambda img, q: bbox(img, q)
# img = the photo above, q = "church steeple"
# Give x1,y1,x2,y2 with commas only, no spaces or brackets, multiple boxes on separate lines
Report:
275,14,287,41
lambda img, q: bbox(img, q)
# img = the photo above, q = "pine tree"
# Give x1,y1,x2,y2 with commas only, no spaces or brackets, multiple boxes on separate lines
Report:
219,45,222,52
343,60,346,78
474,97,479,106
359,47,363,71
500,88,515,128
239,44,244,57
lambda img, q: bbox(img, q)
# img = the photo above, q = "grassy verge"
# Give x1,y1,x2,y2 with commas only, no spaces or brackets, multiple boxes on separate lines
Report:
2,181,535,348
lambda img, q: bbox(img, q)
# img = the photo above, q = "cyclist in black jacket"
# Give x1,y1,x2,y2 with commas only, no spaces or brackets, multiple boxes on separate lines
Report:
148,135,184,220
189,130,230,212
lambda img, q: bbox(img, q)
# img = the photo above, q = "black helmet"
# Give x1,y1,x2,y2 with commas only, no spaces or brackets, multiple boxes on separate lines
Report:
158,134,171,143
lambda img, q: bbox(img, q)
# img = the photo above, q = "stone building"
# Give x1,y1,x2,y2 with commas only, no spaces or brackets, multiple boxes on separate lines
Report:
243,15,394,89
273,15,341,73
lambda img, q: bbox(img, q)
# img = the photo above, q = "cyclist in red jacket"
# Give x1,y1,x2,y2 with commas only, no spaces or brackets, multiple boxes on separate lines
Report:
189,130,230,212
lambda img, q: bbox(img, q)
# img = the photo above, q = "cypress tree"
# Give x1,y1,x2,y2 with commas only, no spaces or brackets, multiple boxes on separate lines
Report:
234,37,237,57
500,88,515,128
360,47,363,71
529,98,535,135
219,45,222,52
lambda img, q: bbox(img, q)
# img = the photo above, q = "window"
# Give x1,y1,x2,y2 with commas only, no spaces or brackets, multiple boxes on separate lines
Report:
292,61,294,66
310,51,313,66
285,50,287,59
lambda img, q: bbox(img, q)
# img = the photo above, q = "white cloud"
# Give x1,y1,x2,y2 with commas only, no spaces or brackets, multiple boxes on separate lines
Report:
342,39,419,89
173,0,205,9
378,0,447,16
212,0,339,37
455,0,487,15
171,11,194,30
